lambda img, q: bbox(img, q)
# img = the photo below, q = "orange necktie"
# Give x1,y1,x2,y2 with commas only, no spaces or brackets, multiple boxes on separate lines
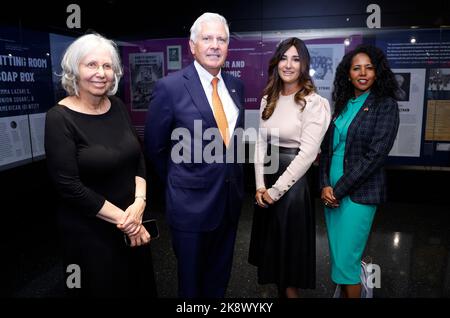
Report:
211,77,230,146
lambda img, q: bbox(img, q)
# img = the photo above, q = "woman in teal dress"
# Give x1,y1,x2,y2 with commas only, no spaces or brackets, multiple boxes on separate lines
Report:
319,45,400,298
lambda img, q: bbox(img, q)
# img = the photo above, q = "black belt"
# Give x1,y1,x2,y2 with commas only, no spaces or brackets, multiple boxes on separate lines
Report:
267,144,300,155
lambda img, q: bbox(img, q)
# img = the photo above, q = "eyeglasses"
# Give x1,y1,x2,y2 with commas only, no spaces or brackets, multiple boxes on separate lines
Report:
82,62,113,72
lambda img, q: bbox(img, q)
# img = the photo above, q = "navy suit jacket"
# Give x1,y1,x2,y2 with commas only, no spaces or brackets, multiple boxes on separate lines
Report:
319,92,400,205
144,63,245,231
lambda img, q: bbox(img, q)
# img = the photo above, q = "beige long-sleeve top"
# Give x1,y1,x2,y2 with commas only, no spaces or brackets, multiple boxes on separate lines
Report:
254,92,331,201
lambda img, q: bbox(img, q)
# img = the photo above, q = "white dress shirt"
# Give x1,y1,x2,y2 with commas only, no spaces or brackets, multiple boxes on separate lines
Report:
194,60,239,134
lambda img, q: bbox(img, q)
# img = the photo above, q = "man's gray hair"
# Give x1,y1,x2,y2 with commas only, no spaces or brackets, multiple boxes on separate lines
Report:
190,12,230,44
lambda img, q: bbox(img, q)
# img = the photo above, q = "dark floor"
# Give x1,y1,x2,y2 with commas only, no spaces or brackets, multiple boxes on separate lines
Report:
10,192,450,298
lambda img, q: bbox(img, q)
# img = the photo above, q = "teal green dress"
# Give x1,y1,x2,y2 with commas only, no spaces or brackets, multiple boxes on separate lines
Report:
324,91,377,285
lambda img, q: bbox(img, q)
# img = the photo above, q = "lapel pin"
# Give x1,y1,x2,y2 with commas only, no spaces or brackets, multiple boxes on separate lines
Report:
231,89,236,93
363,107,369,112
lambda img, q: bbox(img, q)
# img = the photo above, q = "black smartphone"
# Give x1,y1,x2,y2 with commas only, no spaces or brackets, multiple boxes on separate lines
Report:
254,200,268,209
124,219,159,246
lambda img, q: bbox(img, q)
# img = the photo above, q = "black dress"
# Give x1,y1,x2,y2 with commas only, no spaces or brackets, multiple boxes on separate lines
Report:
44,96,157,298
248,146,316,290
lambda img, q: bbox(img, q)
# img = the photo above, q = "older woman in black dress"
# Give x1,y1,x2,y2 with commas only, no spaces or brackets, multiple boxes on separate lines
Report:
45,33,156,297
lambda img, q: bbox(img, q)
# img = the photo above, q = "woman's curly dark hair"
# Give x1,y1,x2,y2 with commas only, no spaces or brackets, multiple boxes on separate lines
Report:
262,37,316,120
332,44,398,118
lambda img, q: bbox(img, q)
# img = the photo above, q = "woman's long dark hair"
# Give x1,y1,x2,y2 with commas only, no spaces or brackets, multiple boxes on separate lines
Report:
262,37,316,120
332,44,398,118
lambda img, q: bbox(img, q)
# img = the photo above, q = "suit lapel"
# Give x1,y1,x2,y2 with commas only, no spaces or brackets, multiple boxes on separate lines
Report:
183,64,216,128
346,92,375,148
222,73,244,131
222,73,243,110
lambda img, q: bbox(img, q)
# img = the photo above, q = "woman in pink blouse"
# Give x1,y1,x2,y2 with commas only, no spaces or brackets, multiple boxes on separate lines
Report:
248,37,331,298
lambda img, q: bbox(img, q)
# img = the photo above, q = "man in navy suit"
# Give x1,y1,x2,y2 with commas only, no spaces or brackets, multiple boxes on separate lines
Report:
144,12,245,298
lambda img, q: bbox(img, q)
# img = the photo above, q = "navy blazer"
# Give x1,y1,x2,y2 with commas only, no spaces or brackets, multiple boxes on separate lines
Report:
319,92,400,205
144,63,245,231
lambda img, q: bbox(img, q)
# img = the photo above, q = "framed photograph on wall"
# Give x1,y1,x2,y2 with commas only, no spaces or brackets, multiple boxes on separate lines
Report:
129,52,164,111
167,45,182,70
